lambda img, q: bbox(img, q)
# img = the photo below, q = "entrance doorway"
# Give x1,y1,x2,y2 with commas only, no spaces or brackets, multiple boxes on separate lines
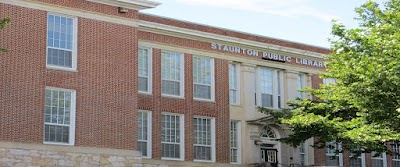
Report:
261,148,278,167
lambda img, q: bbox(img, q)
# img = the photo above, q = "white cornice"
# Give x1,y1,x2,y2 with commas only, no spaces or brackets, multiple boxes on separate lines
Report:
85,0,160,10
0,0,139,27
138,20,328,60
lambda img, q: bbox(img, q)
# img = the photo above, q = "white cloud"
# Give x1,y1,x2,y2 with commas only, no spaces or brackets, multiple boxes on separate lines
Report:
175,0,338,22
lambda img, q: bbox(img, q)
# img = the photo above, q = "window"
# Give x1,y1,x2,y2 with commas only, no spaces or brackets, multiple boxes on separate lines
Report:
256,67,284,108
161,51,184,97
47,14,77,70
230,121,241,164
138,111,152,158
44,88,76,145
260,125,276,138
138,47,152,94
392,143,400,167
350,150,365,167
193,56,214,100
299,142,307,165
325,142,343,166
323,78,336,85
229,63,240,105
371,152,386,167
193,117,215,161
161,113,184,160
297,73,306,98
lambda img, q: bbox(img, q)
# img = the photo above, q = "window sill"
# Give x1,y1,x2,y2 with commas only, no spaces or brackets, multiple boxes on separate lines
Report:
193,159,215,163
255,106,282,111
139,91,152,96
47,65,77,72
193,98,215,103
43,142,74,146
161,157,184,161
230,104,242,107
161,94,185,99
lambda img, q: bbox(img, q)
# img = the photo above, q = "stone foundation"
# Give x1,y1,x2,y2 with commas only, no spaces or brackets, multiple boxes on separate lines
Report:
0,142,141,167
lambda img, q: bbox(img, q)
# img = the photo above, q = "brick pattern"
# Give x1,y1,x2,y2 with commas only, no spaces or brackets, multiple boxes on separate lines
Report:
139,31,325,70
138,48,230,162
36,0,138,19
139,14,330,54
0,3,138,150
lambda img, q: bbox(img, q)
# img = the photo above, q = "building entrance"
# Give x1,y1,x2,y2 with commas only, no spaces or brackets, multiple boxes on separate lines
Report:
261,148,278,167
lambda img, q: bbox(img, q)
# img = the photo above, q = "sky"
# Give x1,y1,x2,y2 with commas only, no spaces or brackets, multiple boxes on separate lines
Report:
141,0,386,48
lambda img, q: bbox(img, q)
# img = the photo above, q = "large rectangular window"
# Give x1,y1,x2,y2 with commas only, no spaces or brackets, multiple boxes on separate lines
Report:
230,121,241,164
193,56,214,100
297,73,306,98
44,88,76,145
193,117,215,161
371,152,385,167
161,51,184,97
299,142,306,165
392,143,400,167
325,142,342,166
138,111,152,158
138,47,152,94
229,63,240,105
47,14,77,70
161,113,184,160
256,67,284,108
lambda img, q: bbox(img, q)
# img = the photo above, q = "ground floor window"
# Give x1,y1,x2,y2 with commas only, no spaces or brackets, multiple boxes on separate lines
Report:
138,110,152,158
230,121,241,164
161,113,184,160
193,117,215,161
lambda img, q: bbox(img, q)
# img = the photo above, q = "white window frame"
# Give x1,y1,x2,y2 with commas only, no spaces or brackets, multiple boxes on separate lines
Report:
161,51,185,98
138,110,152,159
299,142,308,165
229,62,241,105
43,87,76,146
256,67,284,109
325,142,344,166
230,120,241,164
371,151,387,167
46,13,78,72
349,152,366,167
297,73,306,98
192,56,215,101
161,113,185,161
193,116,216,162
392,143,400,167
138,47,152,94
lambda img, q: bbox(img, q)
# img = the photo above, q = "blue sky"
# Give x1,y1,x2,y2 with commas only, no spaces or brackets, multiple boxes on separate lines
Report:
142,0,385,48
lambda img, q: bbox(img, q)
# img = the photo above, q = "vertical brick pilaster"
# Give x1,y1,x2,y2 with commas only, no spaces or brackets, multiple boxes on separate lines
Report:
151,48,162,160
184,53,194,161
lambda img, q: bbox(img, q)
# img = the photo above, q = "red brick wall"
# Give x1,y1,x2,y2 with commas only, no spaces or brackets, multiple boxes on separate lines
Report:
138,49,230,162
0,3,138,150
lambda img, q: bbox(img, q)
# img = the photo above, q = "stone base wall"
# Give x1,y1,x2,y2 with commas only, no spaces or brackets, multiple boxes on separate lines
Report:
0,142,141,167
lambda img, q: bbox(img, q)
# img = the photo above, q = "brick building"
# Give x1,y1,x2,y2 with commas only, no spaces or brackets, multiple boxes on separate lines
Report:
2,0,395,167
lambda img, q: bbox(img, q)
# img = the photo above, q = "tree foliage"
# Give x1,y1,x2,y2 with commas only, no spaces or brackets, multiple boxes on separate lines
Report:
0,18,11,52
260,0,400,156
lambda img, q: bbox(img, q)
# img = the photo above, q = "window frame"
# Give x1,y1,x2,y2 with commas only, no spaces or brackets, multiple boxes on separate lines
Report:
392,143,400,167
161,112,185,161
255,67,284,109
325,141,344,166
371,151,387,167
46,13,78,72
43,87,76,146
229,62,241,105
230,120,241,164
193,116,216,162
138,47,153,94
192,56,215,101
161,50,185,98
299,142,308,165
297,73,306,98
138,110,152,159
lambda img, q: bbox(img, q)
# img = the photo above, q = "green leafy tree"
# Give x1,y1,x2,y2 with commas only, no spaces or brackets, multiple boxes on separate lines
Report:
260,0,400,156
0,18,11,52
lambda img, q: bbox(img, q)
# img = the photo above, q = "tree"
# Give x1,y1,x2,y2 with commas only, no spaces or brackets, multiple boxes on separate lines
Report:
0,18,11,52
260,0,400,156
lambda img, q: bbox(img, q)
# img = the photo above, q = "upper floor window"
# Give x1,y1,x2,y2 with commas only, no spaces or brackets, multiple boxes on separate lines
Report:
371,152,386,167
161,113,184,160
193,117,215,162
44,87,76,145
161,51,184,98
256,67,284,108
138,110,152,158
193,56,214,101
260,125,276,139
138,47,152,94
297,73,306,98
47,14,77,71
392,143,400,167
229,63,240,105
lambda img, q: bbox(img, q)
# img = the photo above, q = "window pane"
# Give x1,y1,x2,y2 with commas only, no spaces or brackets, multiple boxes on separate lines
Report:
162,114,181,159
162,80,180,96
261,94,273,108
194,118,212,161
47,14,74,68
138,77,148,92
161,52,182,96
194,84,211,99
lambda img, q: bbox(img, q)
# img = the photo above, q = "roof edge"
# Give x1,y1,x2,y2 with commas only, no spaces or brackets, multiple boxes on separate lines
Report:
86,0,160,10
